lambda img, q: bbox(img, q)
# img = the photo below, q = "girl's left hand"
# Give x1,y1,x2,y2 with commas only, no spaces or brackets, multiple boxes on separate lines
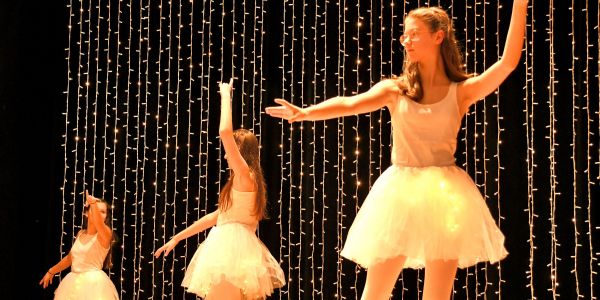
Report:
219,78,234,96
39,272,54,289
154,238,179,258
265,98,307,123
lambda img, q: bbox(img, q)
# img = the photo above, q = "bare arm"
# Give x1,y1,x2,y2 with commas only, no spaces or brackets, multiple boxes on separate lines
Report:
218,79,255,191
154,210,219,258
39,251,72,288
458,0,528,114
173,210,219,242
85,191,113,249
49,252,72,275
265,79,399,122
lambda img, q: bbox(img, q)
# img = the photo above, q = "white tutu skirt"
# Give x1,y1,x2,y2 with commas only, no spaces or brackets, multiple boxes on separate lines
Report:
54,270,119,300
182,223,285,299
341,165,508,269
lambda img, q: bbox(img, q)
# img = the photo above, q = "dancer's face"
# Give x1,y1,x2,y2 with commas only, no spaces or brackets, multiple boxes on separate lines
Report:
401,17,443,62
96,202,108,223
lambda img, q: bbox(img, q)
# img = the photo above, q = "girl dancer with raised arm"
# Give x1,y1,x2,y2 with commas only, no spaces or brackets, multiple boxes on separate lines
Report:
155,79,285,299
40,191,118,299
266,2,527,299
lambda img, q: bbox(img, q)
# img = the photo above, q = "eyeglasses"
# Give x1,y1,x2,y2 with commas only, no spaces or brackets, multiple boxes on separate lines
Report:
399,30,423,45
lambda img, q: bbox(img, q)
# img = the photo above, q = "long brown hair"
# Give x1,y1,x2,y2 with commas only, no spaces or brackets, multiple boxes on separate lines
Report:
218,129,267,220
396,7,471,101
82,199,115,269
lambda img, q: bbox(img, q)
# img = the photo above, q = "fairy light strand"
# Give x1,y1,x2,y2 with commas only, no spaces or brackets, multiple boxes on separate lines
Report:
126,0,144,294
570,0,582,297
481,0,491,296
288,0,295,296
127,0,141,295
319,0,327,297
89,0,102,196
312,1,323,299
60,0,75,279
277,0,287,297
169,0,184,295
240,0,247,126
71,0,84,236
147,0,166,296
160,0,175,294
585,0,596,298
99,0,114,278
81,0,93,220
495,0,505,297
524,0,536,296
549,0,559,297
182,0,196,279
113,0,126,294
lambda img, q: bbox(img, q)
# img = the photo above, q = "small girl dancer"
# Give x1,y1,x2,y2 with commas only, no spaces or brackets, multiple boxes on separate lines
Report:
155,79,285,299
40,191,119,299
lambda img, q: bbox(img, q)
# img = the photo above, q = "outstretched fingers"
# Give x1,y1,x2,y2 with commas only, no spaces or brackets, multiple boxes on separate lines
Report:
154,245,166,258
265,106,290,118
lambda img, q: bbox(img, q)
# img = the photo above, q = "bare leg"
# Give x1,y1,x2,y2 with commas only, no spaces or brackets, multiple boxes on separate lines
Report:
206,280,242,300
422,259,458,300
360,255,406,300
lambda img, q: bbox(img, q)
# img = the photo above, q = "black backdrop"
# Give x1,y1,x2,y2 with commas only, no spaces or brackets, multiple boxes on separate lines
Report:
1,0,598,299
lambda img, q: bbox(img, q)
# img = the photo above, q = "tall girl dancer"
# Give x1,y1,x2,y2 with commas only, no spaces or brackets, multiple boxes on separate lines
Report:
266,2,527,299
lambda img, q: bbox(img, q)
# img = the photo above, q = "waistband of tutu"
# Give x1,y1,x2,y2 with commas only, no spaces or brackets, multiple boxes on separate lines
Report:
392,162,457,168
70,268,104,274
217,220,257,230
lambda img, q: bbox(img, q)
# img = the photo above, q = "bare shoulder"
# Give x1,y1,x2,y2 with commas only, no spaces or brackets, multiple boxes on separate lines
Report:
376,78,402,110
375,78,402,93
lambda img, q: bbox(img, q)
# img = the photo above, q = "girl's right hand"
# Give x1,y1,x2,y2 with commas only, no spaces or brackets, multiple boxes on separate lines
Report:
265,98,307,123
219,78,234,96
39,272,54,289
154,238,179,258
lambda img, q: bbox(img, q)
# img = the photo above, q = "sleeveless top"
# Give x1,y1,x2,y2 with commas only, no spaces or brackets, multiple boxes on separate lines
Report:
217,188,259,227
70,233,109,273
390,82,461,167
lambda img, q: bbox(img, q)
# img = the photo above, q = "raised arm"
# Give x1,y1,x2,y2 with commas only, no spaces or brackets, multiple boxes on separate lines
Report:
85,191,113,249
154,210,219,258
457,0,528,114
218,79,253,184
265,79,399,123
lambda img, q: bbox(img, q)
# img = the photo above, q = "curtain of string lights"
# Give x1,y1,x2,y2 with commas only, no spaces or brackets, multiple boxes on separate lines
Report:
57,0,598,299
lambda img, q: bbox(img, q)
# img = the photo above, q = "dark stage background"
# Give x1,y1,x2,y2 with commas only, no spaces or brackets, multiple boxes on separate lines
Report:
1,0,598,299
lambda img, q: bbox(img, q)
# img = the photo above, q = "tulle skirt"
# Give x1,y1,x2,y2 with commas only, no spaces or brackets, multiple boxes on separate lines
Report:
341,165,508,269
54,270,119,300
182,223,285,299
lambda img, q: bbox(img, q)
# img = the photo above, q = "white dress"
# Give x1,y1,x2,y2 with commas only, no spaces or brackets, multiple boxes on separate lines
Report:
341,83,508,269
54,233,119,299
182,188,286,298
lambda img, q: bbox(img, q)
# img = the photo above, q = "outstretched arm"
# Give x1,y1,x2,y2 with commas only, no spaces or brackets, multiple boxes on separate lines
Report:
265,79,399,123
457,0,528,114
154,210,219,258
